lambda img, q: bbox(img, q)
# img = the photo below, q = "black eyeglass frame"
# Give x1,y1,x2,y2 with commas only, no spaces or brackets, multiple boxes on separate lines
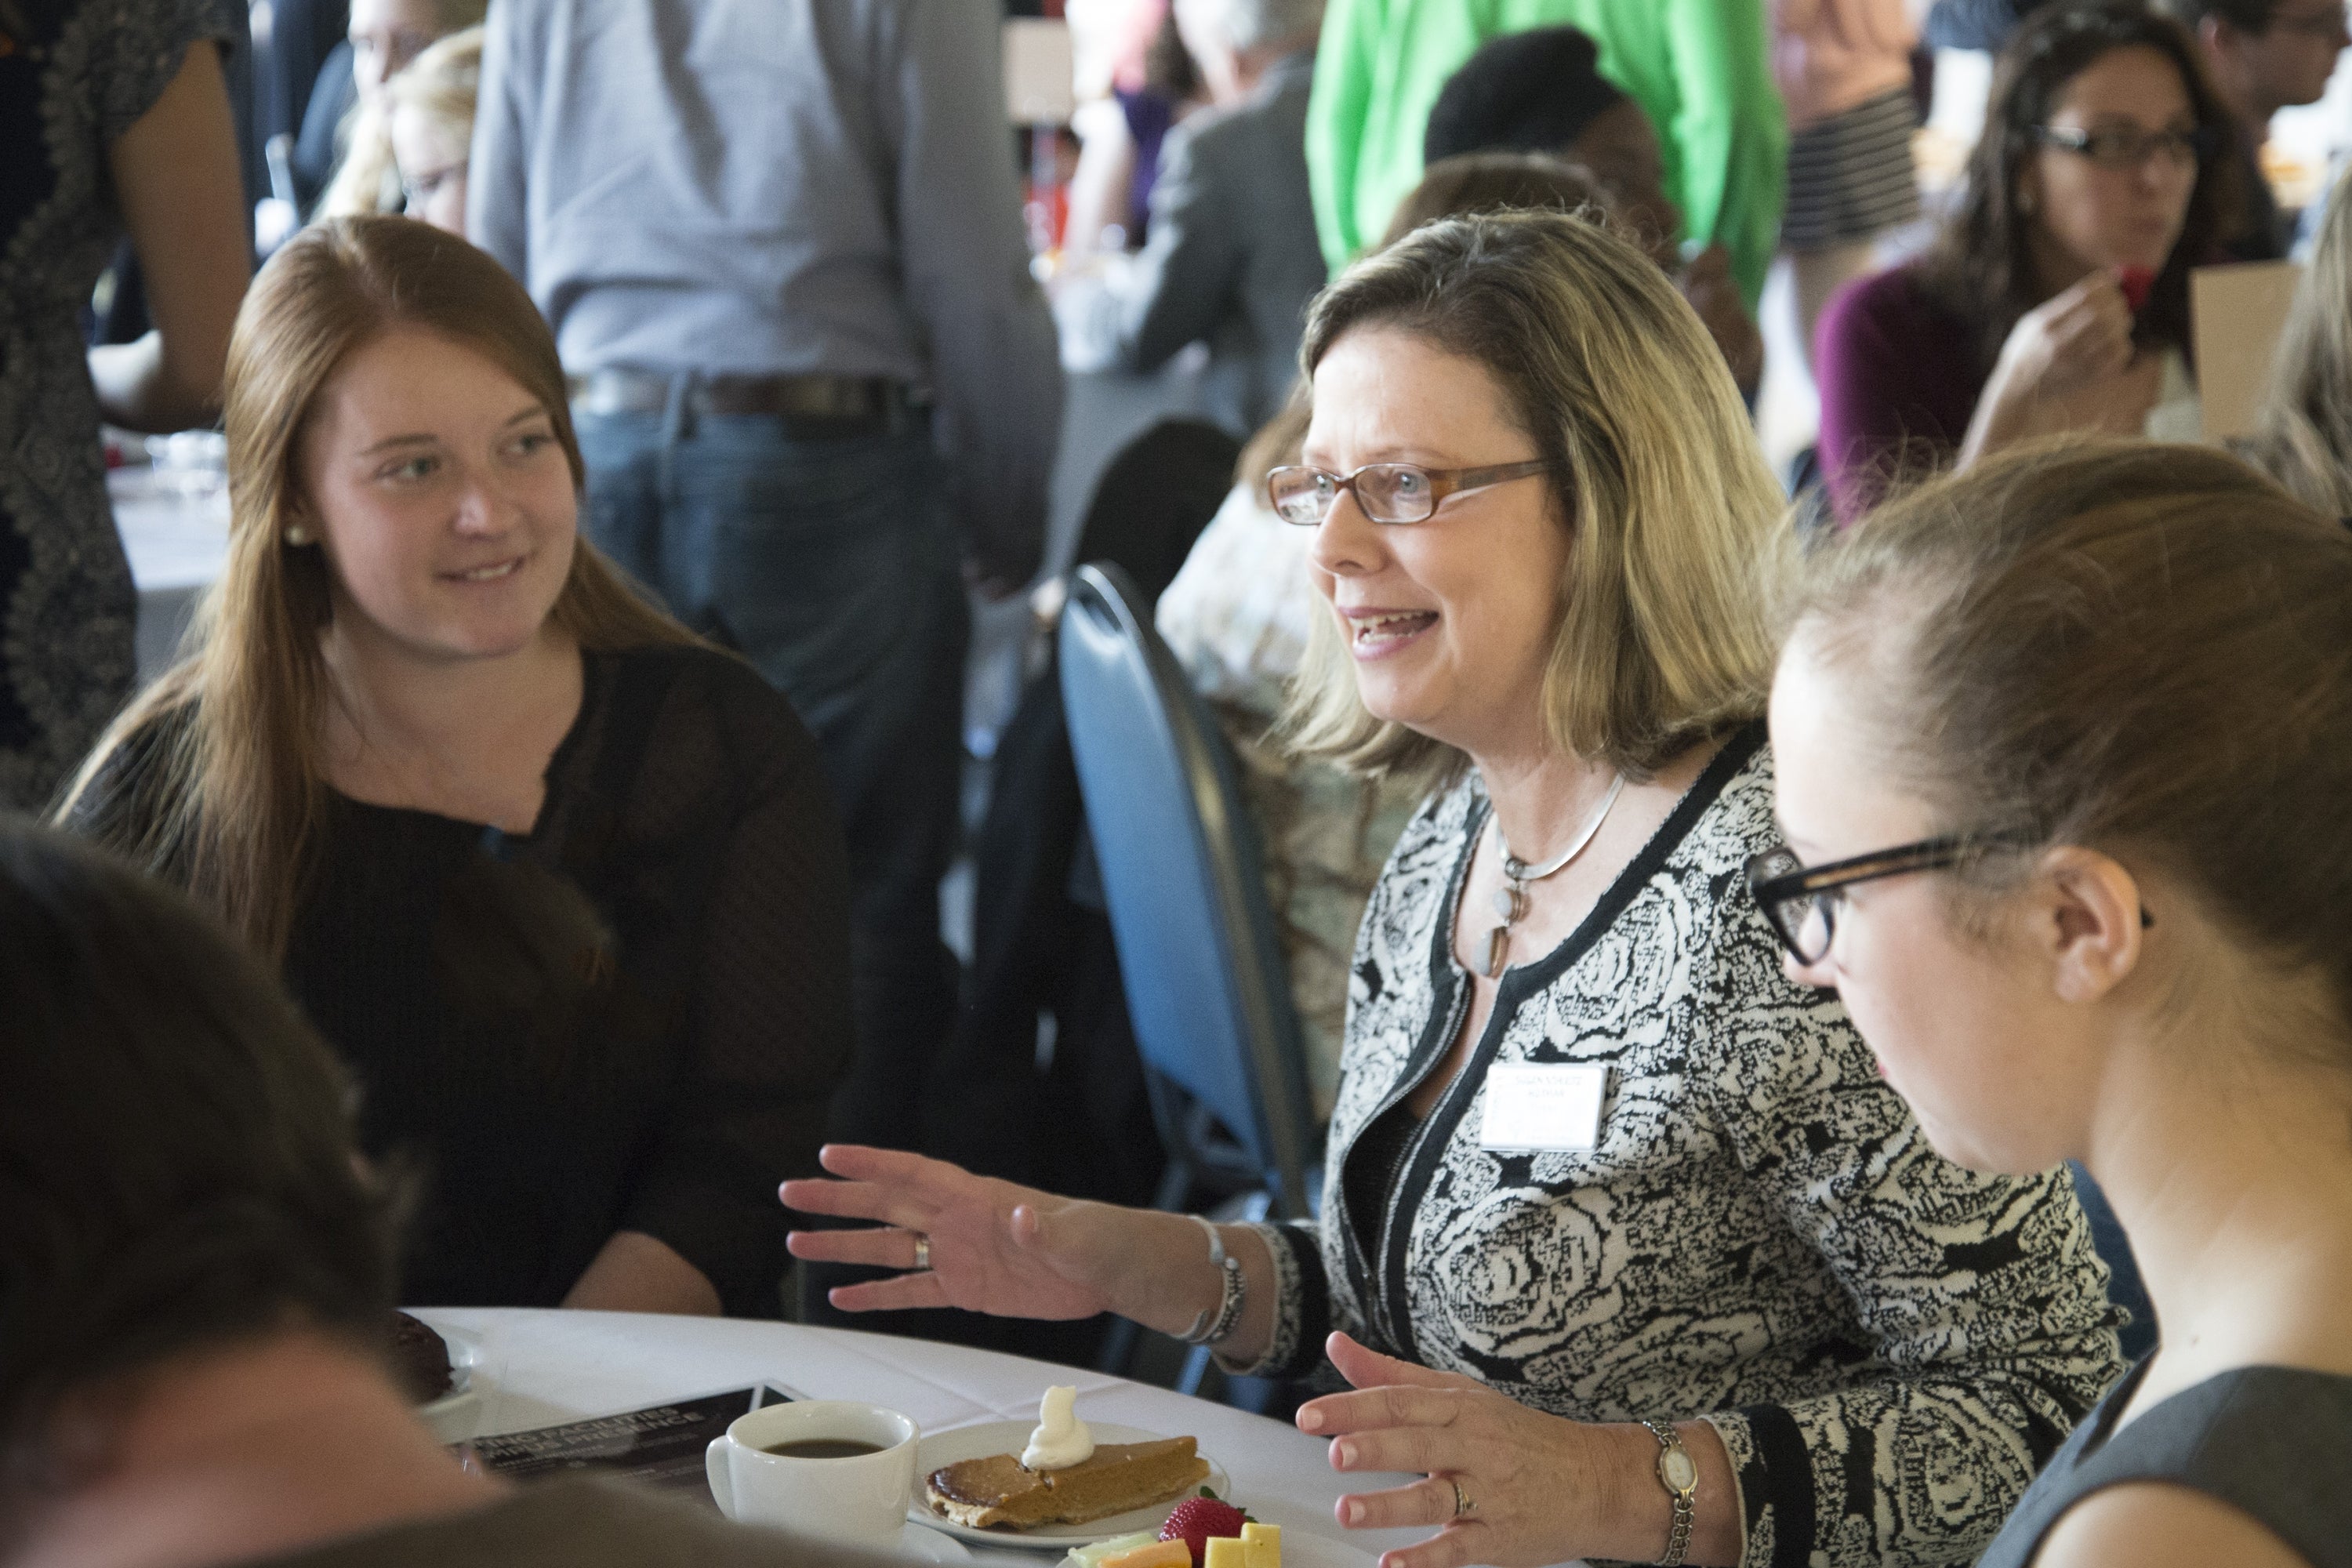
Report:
1265,458,1559,527
2029,122,2220,171
1744,834,2020,965
1746,831,2153,964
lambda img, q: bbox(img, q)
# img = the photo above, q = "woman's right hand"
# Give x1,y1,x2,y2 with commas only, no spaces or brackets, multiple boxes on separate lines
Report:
1964,269,2161,462
781,1145,1196,1329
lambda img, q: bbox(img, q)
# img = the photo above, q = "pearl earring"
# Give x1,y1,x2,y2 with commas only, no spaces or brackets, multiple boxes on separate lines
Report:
285,524,314,546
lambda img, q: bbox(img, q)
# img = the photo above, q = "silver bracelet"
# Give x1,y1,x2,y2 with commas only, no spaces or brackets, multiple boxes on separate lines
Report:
1175,1214,1246,1345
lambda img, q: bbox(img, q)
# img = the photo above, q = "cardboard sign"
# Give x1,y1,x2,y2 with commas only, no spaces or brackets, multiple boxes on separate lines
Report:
2191,260,2305,442
1004,18,1075,126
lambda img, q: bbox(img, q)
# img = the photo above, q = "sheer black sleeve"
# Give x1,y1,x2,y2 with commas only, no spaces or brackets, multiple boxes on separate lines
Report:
599,649,855,1314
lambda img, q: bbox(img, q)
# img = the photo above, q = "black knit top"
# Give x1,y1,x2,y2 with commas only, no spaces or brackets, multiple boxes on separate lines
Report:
72,644,854,1314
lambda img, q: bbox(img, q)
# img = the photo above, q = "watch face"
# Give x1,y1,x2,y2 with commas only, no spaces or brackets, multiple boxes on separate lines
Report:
1660,1446,1700,1493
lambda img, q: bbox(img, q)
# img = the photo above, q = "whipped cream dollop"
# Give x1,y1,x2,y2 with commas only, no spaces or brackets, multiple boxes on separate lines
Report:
1021,1385,1095,1471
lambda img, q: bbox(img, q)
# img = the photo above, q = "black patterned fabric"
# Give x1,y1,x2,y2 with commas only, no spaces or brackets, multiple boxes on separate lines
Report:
0,0,239,809
1236,727,2128,1567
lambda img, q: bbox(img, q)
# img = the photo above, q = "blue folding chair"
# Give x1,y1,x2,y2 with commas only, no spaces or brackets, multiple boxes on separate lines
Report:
1058,562,1319,1229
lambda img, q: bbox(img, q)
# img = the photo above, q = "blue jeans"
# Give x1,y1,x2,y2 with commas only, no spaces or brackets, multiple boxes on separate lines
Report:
575,400,967,1148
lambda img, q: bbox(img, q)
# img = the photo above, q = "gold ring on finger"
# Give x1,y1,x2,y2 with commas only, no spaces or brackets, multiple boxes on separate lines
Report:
911,1231,931,1272
1450,1478,1475,1518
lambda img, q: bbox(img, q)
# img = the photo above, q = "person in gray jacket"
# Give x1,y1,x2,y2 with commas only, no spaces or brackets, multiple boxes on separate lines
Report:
1053,0,1327,437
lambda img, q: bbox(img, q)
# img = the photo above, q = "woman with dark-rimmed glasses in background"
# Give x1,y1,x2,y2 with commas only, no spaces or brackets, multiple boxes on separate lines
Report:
1765,438,2352,1566
1812,1,2241,521
785,209,2124,1568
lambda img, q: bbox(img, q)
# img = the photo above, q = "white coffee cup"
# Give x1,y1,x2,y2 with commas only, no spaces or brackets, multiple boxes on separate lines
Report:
705,1400,919,1546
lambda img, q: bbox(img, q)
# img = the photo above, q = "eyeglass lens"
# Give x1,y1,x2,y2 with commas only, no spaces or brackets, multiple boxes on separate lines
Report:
2057,126,2211,169
1267,465,1438,525
1777,892,1833,964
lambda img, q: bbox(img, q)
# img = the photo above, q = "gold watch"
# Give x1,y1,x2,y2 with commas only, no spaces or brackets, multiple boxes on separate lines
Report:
1641,1420,1698,1567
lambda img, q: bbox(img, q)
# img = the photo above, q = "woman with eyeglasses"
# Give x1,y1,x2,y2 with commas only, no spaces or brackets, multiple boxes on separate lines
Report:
1812,1,2241,520
785,209,2124,1568
1764,438,2352,1567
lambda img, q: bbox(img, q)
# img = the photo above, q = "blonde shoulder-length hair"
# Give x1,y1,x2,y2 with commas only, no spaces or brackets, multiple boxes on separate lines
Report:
1283,209,1789,781
60,216,695,956
2240,165,2352,514
318,1,488,220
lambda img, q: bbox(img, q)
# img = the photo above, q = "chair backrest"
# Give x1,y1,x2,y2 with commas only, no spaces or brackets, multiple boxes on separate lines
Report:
1058,563,1316,1219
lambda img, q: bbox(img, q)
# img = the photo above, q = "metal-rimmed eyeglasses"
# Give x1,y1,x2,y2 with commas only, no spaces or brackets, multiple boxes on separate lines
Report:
1744,834,2023,966
1266,459,1558,526
2031,122,2218,172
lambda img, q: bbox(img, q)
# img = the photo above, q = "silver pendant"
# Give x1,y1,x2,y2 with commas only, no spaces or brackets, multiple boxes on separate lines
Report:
1490,884,1526,923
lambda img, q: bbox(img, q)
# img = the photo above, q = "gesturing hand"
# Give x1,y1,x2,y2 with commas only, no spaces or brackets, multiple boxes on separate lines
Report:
1298,1333,1727,1568
781,1145,1146,1320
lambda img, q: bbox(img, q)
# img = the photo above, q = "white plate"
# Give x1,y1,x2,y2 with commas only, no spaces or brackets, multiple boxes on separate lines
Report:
893,1523,974,1562
907,1421,1229,1551
1279,1534,1381,1568
417,1326,487,1443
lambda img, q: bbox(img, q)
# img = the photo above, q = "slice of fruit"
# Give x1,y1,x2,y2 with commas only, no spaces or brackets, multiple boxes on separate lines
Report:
1065,1533,1159,1568
1102,1542,1194,1568
925,1437,1211,1530
2118,265,2156,314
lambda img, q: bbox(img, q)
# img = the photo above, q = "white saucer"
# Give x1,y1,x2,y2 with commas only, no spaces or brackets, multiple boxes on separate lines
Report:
907,1421,1230,1552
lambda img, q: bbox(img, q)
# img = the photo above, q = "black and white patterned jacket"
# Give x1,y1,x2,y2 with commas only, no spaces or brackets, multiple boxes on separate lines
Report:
1240,726,2125,1568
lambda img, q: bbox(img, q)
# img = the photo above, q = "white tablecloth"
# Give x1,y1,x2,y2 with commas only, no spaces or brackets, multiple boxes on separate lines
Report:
108,465,231,683
413,1309,1422,1566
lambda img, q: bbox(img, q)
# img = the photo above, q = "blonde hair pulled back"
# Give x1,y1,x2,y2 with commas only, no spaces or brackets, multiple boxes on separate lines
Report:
1788,439,2352,1026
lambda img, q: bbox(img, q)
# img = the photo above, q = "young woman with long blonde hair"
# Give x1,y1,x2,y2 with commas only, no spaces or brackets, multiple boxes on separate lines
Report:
65,216,853,1317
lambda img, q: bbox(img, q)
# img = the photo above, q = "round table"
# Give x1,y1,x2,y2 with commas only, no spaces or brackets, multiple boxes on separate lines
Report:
412,1309,1424,1566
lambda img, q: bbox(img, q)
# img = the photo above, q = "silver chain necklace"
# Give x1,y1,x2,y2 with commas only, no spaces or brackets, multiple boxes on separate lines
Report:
1479,773,1626,978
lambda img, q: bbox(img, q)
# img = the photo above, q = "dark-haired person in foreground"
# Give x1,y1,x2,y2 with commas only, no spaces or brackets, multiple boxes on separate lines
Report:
0,824,885,1568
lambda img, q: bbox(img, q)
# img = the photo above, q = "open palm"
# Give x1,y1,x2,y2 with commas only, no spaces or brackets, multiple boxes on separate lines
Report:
782,1145,1145,1320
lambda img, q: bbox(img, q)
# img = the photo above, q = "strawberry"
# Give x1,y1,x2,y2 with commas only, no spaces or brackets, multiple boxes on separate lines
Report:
1160,1494,1250,1566
2118,265,2156,314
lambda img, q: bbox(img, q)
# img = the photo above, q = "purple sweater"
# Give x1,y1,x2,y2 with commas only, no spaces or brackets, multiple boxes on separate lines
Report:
1813,263,1985,521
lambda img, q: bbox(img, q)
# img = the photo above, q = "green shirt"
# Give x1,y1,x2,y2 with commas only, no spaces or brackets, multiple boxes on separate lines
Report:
1306,0,1788,309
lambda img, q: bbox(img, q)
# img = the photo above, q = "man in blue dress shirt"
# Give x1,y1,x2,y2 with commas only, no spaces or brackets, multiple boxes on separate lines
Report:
470,0,1063,1153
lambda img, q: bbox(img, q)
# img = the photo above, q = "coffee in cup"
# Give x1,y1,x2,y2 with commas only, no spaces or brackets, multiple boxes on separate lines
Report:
705,1400,918,1547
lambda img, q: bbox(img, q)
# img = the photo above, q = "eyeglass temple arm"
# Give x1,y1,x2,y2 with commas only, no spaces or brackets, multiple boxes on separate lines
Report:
1427,458,1557,506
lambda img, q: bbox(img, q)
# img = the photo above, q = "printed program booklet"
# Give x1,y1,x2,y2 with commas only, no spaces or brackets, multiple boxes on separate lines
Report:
466,1386,797,1497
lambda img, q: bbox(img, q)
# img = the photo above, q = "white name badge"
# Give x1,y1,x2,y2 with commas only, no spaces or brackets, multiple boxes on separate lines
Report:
1478,1063,1610,1152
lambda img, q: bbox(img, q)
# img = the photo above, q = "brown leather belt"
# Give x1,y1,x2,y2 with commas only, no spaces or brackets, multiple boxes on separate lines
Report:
567,368,924,435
